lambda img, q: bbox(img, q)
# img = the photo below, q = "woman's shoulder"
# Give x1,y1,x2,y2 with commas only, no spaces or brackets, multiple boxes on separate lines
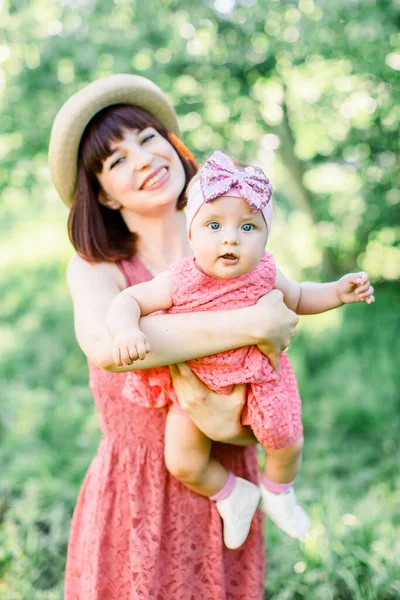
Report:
67,254,126,293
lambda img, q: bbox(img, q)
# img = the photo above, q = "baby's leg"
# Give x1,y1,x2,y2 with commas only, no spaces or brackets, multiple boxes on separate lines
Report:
259,437,309,538
165,409,261,549
165,409,228,496
263,436,304,485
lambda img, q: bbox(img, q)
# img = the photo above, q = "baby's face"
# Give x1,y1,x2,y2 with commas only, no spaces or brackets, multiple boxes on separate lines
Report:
189,195,268,280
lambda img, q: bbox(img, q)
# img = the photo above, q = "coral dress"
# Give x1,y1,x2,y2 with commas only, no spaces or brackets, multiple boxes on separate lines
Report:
64,255,265,600
123,252,303,450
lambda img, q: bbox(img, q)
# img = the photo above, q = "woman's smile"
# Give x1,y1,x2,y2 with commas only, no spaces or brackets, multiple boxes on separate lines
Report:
141,166,170,190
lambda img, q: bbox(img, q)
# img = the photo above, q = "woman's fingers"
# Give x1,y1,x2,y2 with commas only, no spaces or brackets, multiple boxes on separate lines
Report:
267,351,280,374
257,342,281,373
230,383,247,407
169,364,180,378
175,362,193,378
170,363,208,411
256,290,298,353
176,363,206,391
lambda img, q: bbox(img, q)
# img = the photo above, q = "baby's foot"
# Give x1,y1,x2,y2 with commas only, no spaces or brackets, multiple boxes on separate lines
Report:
216,478,261,549
260,485,310,538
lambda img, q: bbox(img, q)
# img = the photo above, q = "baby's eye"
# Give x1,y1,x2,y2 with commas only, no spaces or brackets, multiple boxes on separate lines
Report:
241,223,255,231
208,222,221,230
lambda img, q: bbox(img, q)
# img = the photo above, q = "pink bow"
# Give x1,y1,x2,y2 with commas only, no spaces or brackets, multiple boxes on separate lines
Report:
200,150,273,212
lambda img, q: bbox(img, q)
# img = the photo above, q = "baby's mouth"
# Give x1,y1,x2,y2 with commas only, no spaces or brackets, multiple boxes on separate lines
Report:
219,253,239,263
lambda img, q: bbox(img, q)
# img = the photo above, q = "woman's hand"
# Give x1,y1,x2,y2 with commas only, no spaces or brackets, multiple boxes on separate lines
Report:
253,290,299,372
169,363,257,445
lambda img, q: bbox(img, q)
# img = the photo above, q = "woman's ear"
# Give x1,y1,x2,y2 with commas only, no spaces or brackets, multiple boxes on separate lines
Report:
98,189,121,210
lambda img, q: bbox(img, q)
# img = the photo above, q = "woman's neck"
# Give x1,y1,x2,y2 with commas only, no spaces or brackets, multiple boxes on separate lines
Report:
122,207,191,275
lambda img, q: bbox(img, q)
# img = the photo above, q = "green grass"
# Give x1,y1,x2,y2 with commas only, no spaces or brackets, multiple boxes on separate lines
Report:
0,261,399,599
263,283,400,599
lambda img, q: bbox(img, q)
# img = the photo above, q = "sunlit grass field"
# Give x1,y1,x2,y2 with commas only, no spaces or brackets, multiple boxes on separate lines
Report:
0,247,399,599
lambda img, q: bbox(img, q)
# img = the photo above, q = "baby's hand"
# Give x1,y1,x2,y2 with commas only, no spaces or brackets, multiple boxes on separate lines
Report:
336,272,375,305
112,328,150,366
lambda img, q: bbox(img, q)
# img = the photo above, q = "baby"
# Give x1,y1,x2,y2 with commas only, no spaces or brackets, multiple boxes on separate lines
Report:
106,151,375,549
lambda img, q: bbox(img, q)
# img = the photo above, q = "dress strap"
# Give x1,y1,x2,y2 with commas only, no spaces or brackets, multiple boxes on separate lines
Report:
117,255,154,288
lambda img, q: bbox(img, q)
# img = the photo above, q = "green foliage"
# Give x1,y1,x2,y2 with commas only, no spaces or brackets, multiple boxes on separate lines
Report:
0,263,100,599
1,0,399,597
1,0,400,279
264,285,400,599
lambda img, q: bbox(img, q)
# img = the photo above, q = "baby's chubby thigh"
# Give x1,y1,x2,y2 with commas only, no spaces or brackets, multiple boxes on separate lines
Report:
164,408,212,486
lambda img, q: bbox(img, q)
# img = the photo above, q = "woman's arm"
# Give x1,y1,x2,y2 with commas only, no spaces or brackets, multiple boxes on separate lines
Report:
67,255,298,372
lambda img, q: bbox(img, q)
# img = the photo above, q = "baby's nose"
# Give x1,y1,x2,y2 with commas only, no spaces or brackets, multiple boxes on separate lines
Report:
223,231,239,245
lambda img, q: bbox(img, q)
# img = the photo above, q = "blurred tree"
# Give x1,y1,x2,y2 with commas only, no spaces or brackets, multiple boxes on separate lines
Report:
2,0,399,279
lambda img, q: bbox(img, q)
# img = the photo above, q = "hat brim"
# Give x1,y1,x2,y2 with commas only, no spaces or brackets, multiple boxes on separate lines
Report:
48,74,181,206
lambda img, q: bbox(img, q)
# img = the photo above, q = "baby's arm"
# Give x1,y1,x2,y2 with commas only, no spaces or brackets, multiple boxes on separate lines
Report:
106,271,173,363
275,270,375,315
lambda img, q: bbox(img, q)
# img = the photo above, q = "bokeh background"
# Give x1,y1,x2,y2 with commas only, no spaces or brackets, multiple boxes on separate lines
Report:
1,0,399,598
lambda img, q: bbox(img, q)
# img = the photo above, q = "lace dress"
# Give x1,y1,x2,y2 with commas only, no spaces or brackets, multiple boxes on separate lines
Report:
64,255,265,600
123,252,303,450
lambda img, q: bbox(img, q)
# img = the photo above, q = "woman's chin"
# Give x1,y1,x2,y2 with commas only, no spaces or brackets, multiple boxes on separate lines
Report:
122,197,179,218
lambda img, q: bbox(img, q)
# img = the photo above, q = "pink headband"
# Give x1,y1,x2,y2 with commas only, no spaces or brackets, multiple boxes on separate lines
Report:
186,150,273,234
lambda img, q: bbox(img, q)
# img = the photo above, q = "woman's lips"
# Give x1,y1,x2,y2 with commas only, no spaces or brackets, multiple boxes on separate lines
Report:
141,166,169,190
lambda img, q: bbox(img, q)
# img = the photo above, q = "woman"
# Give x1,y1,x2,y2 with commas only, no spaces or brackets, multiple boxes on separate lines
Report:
49,74,298,599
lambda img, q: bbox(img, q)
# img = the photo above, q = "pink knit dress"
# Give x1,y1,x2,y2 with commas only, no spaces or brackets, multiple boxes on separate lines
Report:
123,252,303,449
64,255,265,600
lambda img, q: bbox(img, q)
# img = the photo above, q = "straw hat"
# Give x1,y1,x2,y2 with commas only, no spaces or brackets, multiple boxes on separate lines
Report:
48,74,181,206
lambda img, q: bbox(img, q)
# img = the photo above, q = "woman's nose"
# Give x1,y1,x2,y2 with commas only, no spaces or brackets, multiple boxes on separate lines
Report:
133,147,152,171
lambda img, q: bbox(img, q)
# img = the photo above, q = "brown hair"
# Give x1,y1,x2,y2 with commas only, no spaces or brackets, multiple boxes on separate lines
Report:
68,104,198,263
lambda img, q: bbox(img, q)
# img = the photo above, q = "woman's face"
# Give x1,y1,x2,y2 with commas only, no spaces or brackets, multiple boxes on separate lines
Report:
97,127,186,215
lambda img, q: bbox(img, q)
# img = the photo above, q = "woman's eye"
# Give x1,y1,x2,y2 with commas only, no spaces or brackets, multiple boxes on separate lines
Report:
141,133,155,144
208,222,220,230
241,223,255,231
110,156,124,169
